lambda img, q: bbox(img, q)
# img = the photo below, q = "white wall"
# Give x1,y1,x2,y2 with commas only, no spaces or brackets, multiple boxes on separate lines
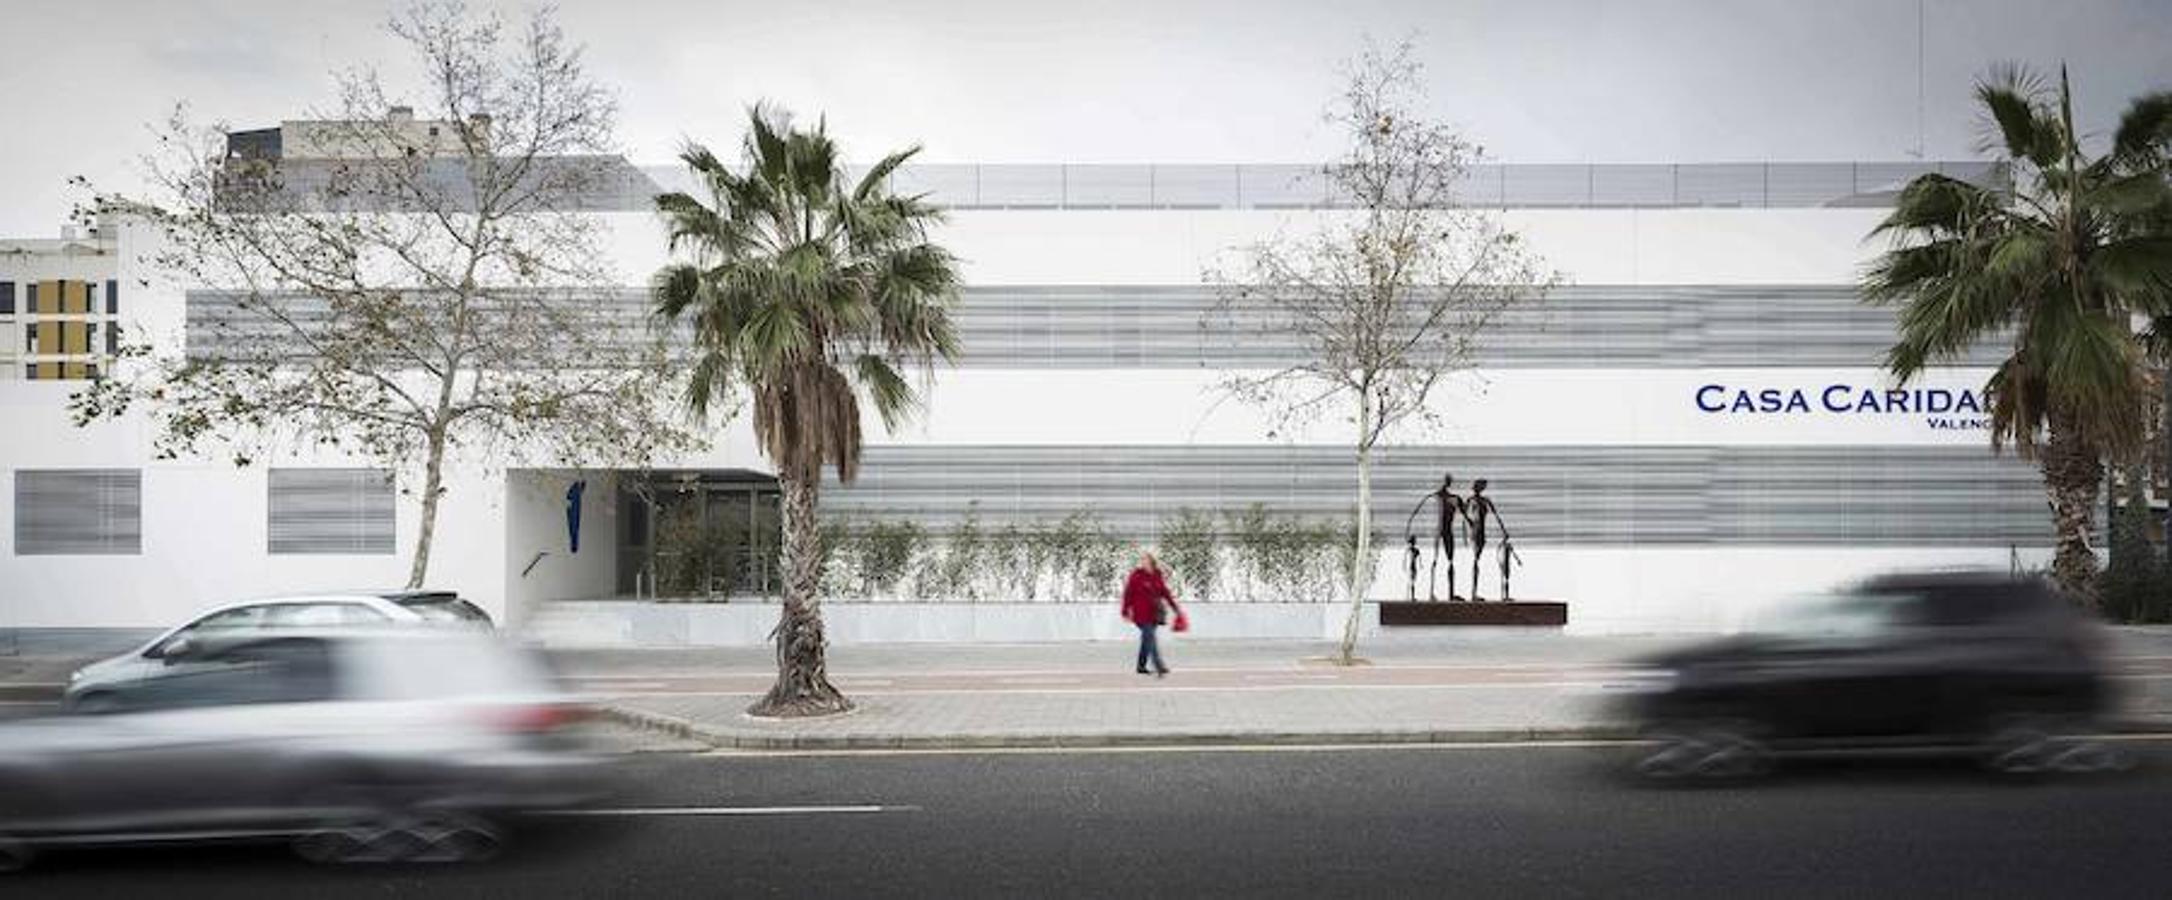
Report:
502,469,618,629
593,206,1889,287
0,207,2049,634
885,367,2003,448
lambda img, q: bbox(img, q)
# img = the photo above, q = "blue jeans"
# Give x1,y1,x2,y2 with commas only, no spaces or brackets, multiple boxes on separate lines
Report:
1136,623,1168,673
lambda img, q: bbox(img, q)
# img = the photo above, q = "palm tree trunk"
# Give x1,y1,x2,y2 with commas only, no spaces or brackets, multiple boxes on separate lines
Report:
748,470,851,717
2044,409,2105,605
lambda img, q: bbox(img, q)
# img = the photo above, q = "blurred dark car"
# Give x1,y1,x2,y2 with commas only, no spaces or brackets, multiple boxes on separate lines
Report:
1618,571,2124,780
65,590,491,712
0,629,610,871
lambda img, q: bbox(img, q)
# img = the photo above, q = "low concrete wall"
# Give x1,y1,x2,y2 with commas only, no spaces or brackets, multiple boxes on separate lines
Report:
518,600,1593,648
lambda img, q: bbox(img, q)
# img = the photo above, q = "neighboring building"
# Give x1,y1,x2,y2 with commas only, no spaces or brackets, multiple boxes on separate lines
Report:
227,105,479,161
0,115,2077,636
0,219,122,381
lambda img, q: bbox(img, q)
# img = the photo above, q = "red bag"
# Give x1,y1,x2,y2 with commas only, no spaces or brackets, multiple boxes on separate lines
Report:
1171,604,1190,633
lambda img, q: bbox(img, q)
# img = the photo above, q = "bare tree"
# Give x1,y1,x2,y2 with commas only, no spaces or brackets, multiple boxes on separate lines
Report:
70,2,699,588
1207,38,1559,664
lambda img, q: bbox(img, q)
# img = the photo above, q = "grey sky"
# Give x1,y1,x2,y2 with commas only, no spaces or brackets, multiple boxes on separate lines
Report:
1,0,2168,236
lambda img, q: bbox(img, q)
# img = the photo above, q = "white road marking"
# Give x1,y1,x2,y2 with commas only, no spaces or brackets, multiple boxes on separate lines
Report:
995,676,1083,686
1248,673,1338,681
544,805,917,817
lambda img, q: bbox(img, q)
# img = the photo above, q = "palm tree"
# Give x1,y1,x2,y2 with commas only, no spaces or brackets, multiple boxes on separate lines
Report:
653,106,960,716
1864,64,2172,604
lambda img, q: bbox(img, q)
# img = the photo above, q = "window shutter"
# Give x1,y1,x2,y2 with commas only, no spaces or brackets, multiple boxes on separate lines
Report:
268,468,395,554
15,469,142,555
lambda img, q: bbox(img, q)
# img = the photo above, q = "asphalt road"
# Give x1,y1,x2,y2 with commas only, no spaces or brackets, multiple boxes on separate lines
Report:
11,741,2172,898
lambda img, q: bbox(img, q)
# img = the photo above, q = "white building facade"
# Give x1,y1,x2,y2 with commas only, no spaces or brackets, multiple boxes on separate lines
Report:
1,153,2061,638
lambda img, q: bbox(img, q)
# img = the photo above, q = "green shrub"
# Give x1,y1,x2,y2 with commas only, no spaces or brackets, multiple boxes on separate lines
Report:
2102,473,2169,623
952,504,989,599
816,517,855,596
857,519,925,597
1159,508,1221,602
653,502,744,598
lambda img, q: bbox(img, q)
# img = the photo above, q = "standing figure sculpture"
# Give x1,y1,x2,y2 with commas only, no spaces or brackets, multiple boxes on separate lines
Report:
1403,535,1422,602
1465,479,1510,601
1499,540,1522,602
1404,474,1468,602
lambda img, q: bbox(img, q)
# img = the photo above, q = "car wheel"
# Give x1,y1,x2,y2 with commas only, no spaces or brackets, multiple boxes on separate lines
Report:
294,810,503,865
67,692,118,715
1981,716,2131,777
1635,720,1771,782
406,813,505,863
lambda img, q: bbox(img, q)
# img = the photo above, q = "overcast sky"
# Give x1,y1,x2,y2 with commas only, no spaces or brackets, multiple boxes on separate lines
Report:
2,0,2168,235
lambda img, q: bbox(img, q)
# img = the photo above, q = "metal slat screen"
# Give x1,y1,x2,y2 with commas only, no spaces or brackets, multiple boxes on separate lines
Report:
189,285,2008,370
818,445,2062,548
268,468,395,554
14,469,141,555
640,161,2001,211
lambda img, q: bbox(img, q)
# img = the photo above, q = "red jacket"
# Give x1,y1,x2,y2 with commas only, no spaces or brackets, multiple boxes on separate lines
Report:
1121,567,1173,626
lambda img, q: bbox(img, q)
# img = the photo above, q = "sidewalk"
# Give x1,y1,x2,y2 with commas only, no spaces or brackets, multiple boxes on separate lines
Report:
577,630,2172,751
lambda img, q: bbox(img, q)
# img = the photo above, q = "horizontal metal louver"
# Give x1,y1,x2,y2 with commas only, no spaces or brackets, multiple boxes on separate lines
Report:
14,469,141,555
817,445,2067,548
635,161,1998,211
188,285,2009,370
268,468,395,554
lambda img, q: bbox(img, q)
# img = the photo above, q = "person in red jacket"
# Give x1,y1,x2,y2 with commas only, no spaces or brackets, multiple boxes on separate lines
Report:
1121,551,1178,677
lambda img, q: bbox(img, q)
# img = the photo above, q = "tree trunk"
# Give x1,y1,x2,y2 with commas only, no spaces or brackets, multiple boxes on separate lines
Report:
2043,410,2104,606
405,434,448,590
749,470,851,717
1337,406,1375,665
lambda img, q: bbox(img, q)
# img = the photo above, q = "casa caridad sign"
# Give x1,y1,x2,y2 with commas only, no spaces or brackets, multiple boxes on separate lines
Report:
1695,382,1992,431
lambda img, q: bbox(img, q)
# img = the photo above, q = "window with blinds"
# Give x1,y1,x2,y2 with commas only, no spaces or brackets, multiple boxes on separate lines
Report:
14,469,142,555
267,468,395,554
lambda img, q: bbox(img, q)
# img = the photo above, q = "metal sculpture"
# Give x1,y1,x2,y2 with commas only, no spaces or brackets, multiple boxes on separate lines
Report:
1500,539,1523,602
1404,474,1468,601
1404,535,1422,602
1465,479,1512,600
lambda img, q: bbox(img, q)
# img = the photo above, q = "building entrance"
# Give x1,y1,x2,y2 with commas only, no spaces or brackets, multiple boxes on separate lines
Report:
616,469,781,599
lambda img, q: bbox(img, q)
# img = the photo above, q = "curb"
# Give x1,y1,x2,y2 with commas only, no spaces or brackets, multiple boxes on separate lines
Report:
599,704,2172,753
597,704,1642,750
0,685,61,703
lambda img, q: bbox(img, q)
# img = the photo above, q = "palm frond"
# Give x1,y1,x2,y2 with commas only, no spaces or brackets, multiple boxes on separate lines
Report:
653,104,962,484
854,146,922,202
2036,301,2149,459
2091,237,2172,306
851,354,918,430
2083,171,2172,218
1976,63,2057,167
1872,174,1998,237
2112,91,2172,166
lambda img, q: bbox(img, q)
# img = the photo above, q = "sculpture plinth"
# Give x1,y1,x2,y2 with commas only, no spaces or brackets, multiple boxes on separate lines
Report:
1377,600,1567,627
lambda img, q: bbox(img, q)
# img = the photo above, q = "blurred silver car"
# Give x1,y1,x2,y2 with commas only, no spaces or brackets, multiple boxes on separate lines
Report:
0,629,610,870
66,590,491,711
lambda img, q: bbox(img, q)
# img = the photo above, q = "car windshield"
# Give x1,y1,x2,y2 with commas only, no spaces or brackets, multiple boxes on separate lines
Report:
1753,590,1923,639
